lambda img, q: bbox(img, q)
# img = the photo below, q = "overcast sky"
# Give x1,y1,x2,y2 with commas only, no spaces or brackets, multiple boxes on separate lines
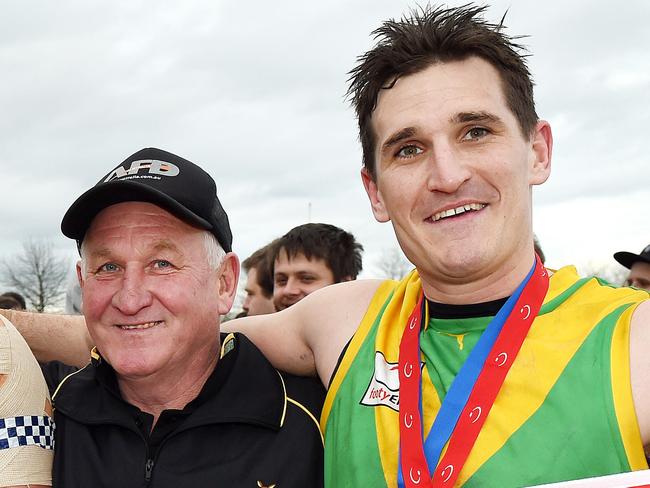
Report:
1,0,648,282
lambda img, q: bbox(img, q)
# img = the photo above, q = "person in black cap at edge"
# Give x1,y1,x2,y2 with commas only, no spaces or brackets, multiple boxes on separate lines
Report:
615,244,650,291
30,147,324,487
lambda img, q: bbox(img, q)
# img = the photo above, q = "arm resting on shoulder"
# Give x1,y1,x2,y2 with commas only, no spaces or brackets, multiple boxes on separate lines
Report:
223,279,383,386
630,299,650,450
0,309,93,368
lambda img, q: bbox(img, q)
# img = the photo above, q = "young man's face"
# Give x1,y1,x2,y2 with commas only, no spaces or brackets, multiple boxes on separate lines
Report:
242,267,276,316
273,249,336,311
362,56,552,289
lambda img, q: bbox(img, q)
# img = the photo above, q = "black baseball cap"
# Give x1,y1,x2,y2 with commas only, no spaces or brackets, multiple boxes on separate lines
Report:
613,244,650,269
61,147,233,252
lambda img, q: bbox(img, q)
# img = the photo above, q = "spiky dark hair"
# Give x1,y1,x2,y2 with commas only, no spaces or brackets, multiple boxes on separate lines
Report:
347,4,537,179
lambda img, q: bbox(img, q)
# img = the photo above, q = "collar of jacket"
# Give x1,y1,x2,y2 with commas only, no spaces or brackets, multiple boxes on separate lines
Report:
52,333,287,433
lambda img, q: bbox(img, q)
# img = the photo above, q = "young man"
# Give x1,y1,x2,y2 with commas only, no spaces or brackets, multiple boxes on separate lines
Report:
272,223,364,310
241,243,276,316
233,5,650,487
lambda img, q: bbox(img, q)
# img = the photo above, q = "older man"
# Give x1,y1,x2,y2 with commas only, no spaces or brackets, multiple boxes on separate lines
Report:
38,148,324,487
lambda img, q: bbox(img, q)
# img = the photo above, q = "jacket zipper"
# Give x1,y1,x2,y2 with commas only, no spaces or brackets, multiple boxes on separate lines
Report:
145,458,154,483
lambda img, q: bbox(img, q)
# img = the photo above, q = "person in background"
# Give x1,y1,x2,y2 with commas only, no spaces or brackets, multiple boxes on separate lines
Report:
614,244,650,291
64,268,83,315
272,223,363,310
241,242,277,316
0,315,53,487
0,292,25,311
0,296,23,311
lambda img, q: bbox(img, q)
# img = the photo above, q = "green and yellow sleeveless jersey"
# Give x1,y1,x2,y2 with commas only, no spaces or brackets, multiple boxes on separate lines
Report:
321,266,649,487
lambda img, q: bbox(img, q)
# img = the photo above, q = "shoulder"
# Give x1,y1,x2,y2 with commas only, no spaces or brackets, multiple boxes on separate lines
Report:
40,360,80,396
292,279,393,337
304,278,391,304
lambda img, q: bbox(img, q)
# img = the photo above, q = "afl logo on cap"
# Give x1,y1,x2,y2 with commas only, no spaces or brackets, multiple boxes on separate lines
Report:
103,159,180,182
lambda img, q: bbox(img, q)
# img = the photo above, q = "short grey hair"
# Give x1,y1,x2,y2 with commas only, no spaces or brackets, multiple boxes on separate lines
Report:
79,229,226,275
202,231,227,270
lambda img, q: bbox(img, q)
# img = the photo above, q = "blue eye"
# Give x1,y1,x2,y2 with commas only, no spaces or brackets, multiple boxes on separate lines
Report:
153,260,172,269
99,263,119,273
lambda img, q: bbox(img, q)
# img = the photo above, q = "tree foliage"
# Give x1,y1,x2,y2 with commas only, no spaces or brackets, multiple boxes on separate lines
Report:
376,247,413,280
2,239,69,312
577,261,628,287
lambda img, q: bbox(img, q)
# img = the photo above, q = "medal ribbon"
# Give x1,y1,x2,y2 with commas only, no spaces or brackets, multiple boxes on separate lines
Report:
398,256,548,488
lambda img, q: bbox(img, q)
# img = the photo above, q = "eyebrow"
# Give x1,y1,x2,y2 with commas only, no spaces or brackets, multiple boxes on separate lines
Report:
451,111,504,126
88,247,112,261
151,239,182,255
381,127,417,153
87,240,182,261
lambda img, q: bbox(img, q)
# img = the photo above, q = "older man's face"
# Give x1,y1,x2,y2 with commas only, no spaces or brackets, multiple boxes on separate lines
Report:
78,202,226,379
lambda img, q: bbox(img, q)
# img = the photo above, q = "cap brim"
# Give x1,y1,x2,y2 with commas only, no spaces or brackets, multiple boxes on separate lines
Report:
61,180,213,240
613,251,650,269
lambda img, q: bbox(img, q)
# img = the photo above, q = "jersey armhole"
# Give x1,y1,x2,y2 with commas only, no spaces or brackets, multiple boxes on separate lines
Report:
320,280,397,432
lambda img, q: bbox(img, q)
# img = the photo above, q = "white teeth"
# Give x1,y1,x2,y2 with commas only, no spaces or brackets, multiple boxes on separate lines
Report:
432,203,485,222
119,321,160,330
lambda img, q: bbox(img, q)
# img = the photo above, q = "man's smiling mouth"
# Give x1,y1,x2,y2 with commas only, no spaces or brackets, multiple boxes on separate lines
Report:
117,321,162,331
430,203,486,222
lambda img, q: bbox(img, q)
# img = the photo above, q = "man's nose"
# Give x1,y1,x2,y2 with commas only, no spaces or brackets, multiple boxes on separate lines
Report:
282,277,302,297
111,267,153,315
426,141,471,193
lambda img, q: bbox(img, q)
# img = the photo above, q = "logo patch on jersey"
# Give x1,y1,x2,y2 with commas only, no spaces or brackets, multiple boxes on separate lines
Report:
360,351,401,411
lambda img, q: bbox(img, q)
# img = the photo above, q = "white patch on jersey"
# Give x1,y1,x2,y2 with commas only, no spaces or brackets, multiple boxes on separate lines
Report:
360,351,401,411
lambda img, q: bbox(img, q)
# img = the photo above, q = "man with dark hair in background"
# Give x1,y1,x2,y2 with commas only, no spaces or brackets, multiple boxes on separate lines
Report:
272,223,363,310
0,295,23,311
0,292,26,310
241,242,276,316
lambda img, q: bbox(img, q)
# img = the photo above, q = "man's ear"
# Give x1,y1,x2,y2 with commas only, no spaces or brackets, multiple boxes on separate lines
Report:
217,253,240,316
361,168,390,223
529,120,553,185
76,260,84,289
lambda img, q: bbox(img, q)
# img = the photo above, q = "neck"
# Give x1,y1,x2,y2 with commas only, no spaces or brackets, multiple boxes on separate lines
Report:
419,251,536,305
117,348,219,426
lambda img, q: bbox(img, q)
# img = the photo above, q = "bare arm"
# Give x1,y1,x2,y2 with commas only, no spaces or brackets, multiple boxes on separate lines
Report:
0,309,93,368
223,279,383,386
630,299,650,450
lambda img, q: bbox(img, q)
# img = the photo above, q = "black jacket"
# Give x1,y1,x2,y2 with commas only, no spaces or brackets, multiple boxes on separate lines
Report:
44,333,324,488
